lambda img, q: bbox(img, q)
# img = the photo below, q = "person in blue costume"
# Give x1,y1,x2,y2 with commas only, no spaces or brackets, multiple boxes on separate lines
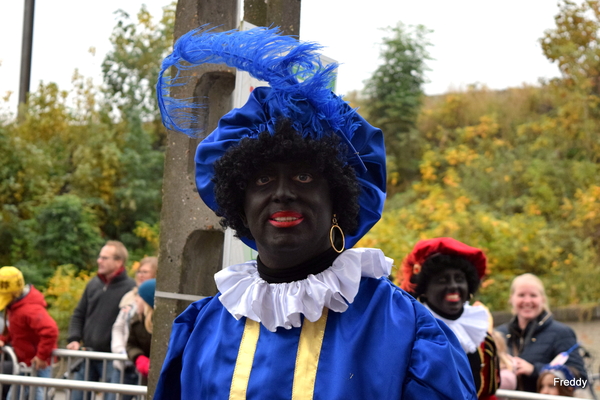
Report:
153,25,477,400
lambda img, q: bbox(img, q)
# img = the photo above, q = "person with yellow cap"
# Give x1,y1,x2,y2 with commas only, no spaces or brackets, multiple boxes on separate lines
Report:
0,266,58,400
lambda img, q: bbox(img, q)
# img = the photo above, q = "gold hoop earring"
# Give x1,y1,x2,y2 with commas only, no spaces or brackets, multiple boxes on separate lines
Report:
329,214,345,253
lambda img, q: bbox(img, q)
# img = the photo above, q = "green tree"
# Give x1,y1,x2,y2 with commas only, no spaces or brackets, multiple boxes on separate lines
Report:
363,23,432,192
540,0,600,161
98,4,174,252
102,3,176,122
44,265,92,344
542,0,600,97
30,195,103,268
360,1,600,310
0,4,174,281
11,195,104,286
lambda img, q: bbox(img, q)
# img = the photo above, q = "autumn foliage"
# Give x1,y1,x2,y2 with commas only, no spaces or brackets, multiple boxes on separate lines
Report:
1,1,599,319
359,1,600,311
0,5,173,291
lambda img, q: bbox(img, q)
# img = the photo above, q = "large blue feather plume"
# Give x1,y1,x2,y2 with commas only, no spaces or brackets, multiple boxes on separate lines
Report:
157,25,363,166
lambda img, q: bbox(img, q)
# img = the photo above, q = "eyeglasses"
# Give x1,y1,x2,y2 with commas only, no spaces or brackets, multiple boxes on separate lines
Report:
136,269,152,275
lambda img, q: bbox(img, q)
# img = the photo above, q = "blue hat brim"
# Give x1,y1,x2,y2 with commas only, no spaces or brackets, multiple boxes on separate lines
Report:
195,86,386,250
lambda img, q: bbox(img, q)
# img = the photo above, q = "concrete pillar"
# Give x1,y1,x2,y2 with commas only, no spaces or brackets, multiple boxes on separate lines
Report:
149,0,302,397
148,1,237,397
245,0,301,36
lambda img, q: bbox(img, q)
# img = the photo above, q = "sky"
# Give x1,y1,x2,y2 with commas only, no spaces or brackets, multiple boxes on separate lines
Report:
0,0,564,114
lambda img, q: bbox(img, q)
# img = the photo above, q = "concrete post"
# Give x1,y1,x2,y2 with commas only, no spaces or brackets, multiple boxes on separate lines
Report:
245,0,301,36
148,1,237,397
149,0,302,397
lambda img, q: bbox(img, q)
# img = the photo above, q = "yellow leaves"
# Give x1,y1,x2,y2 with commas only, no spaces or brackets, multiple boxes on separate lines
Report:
569,185,600,232
446,144,480,166
130,261,141,272
357,237,378,248
458,115,500,143
462,126,477,141
420,144,478,189
454,196,471,213
16,82,71,143
420,164,437,181
389,171,400,187
382,49,600,309
45,265,91,298
512,160,524,172
474,115,499,139
526,203,542,216
138,6,153,27
44,265,93,337
133,221,160,252
481,279,495,289
493,139,508,148
442,168,461,187
561,253,574,266
438,94,465,129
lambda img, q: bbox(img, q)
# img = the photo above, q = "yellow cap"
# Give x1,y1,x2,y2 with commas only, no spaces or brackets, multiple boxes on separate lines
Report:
0,267,25,311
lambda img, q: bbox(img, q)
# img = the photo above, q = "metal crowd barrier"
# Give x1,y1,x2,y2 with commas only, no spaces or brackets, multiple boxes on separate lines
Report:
496,389,583,399
0,374,145,400
0,347,593,400
0,347,146,400
52,349,143,385
0,346,19,373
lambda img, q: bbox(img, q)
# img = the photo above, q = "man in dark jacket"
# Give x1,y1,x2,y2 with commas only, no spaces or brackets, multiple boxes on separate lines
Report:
67,240,135,400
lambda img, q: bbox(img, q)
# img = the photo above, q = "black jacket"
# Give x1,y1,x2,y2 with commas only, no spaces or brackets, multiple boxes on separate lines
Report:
126,312,152,363
67,270,135,352
496,311,587,393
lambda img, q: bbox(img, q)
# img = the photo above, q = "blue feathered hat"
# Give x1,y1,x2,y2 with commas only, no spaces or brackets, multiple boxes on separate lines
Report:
157,26,386,250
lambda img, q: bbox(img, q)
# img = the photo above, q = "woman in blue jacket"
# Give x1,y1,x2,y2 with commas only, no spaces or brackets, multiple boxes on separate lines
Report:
496,273,589,394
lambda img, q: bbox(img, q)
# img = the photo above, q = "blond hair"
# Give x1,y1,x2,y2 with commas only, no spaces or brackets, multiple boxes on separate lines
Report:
509,273,549,314
105,241,129,265
492,330,513,371
139,256,158,278
142,302,154,334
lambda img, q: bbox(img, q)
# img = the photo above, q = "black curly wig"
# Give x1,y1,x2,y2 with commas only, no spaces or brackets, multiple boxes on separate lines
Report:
212,119,361,241
411,254,481,299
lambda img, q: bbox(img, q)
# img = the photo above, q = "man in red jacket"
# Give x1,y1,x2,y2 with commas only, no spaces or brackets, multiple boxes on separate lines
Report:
0,266,58,400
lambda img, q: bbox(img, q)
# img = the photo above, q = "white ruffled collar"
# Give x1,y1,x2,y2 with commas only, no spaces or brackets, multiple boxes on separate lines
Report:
215,248,392,332
425,303,489,353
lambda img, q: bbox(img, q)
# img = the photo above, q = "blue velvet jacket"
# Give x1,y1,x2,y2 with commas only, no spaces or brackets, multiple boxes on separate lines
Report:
155,277,477,399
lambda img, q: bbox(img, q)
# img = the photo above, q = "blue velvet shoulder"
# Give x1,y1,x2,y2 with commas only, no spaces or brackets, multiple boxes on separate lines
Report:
379,279,478,399
154,296,214,400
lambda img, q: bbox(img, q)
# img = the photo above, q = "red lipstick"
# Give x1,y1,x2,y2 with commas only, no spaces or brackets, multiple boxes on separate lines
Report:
269,211,304,228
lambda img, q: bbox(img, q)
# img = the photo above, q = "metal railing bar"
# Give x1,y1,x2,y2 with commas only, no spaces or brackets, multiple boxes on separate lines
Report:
101,359,107,383
0,374,147,395
51,349,129,361
496,389,582,399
